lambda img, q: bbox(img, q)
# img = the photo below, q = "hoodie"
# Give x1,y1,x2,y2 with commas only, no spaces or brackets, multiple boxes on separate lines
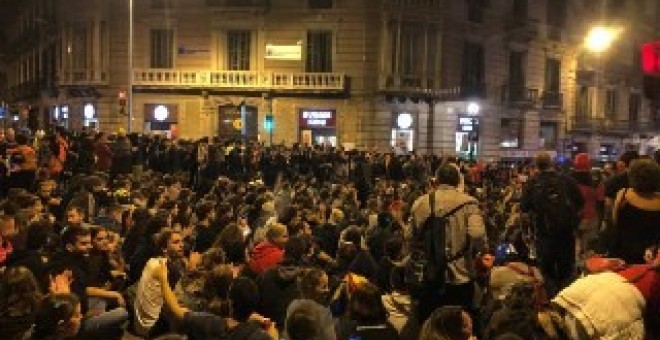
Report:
248,241,284,275
257,261,303,329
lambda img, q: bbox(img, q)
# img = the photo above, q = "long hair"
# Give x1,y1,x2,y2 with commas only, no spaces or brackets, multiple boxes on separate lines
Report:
0,266,42,318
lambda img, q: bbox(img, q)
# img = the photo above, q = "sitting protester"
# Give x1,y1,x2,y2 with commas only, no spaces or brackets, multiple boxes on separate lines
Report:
154,259,278,340
335,282,399,340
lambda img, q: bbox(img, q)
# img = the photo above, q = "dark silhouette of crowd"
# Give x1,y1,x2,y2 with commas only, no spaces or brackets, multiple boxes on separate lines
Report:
0,126,659,340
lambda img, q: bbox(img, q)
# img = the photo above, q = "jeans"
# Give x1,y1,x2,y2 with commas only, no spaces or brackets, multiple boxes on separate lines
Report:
78,307,128,339
536,236,576,299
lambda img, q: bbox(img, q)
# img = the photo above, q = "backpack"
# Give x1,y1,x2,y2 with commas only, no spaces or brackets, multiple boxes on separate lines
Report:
405,191,475,293
530,174,577,237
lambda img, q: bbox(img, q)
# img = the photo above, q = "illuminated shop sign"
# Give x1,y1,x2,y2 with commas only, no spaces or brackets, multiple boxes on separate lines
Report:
457,116,479,132
299,109,336,128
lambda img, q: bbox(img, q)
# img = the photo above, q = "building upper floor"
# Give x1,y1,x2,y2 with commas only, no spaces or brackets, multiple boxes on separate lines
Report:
1,0,658,111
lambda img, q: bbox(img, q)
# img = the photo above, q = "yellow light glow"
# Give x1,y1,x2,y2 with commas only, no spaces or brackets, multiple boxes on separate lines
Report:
584,26,621,53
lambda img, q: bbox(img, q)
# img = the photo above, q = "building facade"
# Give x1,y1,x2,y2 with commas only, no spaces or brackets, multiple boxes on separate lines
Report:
1,0,659,159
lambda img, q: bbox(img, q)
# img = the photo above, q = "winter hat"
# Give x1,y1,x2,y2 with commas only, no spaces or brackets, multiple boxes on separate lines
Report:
573,153,590,172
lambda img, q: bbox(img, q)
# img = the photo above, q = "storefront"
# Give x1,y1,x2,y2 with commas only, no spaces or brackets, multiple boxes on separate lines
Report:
299,109,337,147
144,104,178,138
456,116,479,159
391,112,415,154
83,103,98,129
218,105,258,140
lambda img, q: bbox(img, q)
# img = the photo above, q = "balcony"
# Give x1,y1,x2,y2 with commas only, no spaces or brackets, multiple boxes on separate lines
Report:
570,117,632,134
504,17,539,42
57,69,109,86
501,85,538,107
380,74,486,100
132,69,346,93
541,91,563,109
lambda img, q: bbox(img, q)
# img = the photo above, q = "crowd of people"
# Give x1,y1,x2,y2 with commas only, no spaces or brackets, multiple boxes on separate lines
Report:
0,125,658,340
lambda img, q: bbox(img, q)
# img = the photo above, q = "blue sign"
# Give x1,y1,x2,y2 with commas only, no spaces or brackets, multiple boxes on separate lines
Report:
0,107,5,118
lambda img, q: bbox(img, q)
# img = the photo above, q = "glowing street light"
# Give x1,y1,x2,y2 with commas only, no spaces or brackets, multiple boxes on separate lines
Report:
584,26,621,53
467,102,480,115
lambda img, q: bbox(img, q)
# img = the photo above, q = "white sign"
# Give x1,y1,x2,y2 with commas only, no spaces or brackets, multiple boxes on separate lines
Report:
154,105,169,121
265,44,302,60
302,111,332,119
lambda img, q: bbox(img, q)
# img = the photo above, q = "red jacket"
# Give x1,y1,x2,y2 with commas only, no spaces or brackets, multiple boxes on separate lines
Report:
248,241,284,275
618,264,660,323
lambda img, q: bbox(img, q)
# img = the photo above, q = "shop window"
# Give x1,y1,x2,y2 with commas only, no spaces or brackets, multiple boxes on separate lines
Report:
227,30,251,71
500,118,522,148
306,30,333,72
150,29,174,69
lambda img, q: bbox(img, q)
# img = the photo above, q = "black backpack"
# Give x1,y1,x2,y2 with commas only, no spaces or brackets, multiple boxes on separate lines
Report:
530,174,577,237
405,191,475,293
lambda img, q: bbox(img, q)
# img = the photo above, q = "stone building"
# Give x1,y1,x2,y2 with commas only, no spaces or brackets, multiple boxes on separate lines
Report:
1,0,658,159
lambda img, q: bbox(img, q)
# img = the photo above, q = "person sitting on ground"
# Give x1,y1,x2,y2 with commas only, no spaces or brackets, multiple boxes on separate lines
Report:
285,267,336,340
257,235,311,329
154,260,278,340
133,228,186,337
419,305,476,340
248,222,288,275
382,264,419,337
335,282,399,340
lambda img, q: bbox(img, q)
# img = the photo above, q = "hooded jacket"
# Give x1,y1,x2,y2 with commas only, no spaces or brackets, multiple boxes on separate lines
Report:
248,241,284,275
257,260,303,329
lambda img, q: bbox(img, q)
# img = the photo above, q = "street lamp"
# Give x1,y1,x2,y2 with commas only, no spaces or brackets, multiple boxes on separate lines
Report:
584,26,622,53
578,25,621,158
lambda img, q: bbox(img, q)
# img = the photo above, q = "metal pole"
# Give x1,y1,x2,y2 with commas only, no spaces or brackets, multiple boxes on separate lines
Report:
128,0,134,133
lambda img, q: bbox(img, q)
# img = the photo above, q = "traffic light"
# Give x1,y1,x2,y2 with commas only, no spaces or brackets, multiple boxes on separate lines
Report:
264,114,274,131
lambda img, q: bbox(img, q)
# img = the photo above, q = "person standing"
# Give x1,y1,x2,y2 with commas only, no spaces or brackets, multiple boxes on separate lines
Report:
521,152,584,298
410,164,487,321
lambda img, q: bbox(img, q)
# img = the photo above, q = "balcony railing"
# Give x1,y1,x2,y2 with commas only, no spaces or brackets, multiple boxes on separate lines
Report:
501,85,538,106
571,117,632,134
382,74,439,90
132,69,346,92
541,91,563,109
57,69,109,86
